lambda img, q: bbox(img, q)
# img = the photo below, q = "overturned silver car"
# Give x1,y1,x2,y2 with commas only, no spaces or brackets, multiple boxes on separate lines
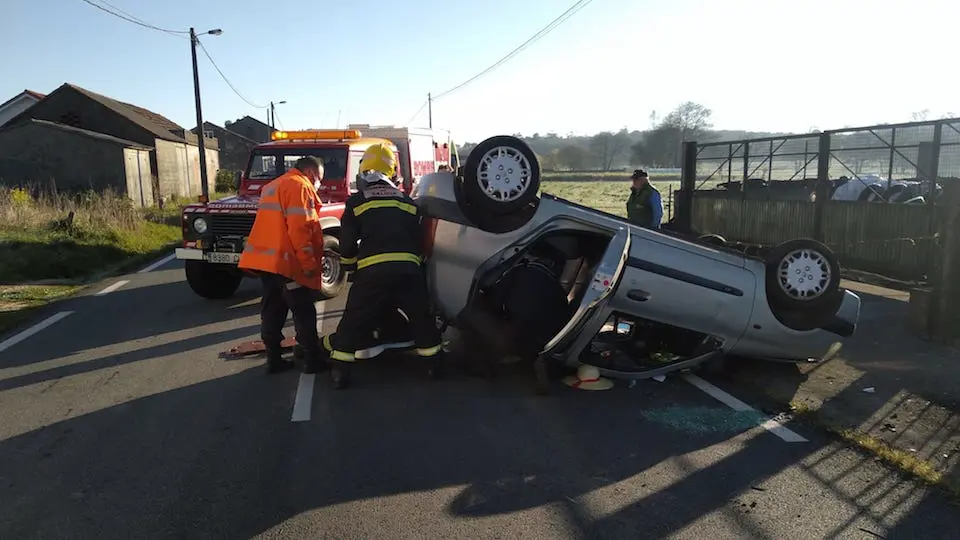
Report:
410,135,861,382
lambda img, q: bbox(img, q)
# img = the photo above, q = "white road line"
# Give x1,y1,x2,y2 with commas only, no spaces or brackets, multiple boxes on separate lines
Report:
137,253,176,273
291,300,326,422
291,374,316,422
0,311,74,354
95,280,129,296
682,374,809,443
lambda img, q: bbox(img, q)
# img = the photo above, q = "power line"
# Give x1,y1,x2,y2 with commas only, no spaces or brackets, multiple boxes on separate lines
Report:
79,0,189,35
405,100,429,125
196,41,267,109
273,109,285,130
431,0,596,102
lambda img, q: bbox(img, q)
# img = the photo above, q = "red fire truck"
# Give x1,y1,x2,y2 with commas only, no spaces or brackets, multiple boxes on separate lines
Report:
175,126,456,300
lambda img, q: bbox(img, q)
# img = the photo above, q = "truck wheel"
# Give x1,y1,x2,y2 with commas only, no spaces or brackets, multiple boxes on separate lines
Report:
462,135,541,215
318,235,347,300
184,260,243,299
764,238,840,313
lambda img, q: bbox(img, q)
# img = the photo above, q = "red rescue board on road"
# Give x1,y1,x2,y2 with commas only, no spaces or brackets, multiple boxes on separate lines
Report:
219,337,298,359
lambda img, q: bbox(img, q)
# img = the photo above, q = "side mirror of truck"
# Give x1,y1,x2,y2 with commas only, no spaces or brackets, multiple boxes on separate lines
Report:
234,171,242,191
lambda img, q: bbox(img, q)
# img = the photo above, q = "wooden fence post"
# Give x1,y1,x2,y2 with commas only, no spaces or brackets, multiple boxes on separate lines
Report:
813,133,831,242
676,141,697,233
933,178,959,344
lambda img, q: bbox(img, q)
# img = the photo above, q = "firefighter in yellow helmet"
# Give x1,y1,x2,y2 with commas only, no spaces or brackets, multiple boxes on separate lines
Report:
320,143,445,389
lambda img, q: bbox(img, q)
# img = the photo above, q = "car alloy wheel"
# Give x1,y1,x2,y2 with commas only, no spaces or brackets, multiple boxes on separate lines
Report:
776,247,831,301
477,145,534,204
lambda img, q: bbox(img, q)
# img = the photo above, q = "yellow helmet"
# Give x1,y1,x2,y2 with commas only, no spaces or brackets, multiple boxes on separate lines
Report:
359,143,398,178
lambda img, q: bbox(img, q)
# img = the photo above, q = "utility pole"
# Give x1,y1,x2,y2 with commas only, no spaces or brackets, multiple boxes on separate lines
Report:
189,27,222,203
428,93,433,129
269,100,286,130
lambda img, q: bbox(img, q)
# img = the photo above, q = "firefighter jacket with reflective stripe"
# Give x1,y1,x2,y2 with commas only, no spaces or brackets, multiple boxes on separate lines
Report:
238,168,325,289
338,180,424,279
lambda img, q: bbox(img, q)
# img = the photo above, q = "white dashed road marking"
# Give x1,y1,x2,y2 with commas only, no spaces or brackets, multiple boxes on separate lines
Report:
138,253,176,273
0,311,75,354
683,374,809,443
95,280,130,296
291,301,326,422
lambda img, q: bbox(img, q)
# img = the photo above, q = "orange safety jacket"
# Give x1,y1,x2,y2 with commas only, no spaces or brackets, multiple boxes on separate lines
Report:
238,168,325,289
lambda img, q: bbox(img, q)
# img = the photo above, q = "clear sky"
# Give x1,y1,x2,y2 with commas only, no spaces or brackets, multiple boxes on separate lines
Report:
2,0,956,143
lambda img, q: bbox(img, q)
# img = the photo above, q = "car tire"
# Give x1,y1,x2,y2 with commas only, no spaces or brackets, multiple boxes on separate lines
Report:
859,184,884,202
764,238,841,314
883,184,907,203
698,233,727,246
461,135,541,216
317,235,347,300
770,290,845,332
185,260,243,299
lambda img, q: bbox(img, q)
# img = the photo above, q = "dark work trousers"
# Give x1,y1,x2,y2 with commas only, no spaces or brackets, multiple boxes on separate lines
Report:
259,272,320,359
324,270,442,363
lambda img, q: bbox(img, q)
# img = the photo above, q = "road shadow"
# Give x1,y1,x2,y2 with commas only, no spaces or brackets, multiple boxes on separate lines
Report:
0,274,266,367
1,361,958,539
0,237,136,283
715,281,960,494
0,322,261,392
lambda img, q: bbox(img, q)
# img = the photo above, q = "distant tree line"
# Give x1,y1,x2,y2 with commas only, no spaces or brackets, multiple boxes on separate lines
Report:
456,102,960,178
457,101,784,172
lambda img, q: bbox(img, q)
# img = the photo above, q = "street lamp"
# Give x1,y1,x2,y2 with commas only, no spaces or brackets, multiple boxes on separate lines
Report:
190,27,222,203
269,100,286,129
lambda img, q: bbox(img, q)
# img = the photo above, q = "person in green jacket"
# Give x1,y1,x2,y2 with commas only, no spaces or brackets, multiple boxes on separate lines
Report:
626,169,663,229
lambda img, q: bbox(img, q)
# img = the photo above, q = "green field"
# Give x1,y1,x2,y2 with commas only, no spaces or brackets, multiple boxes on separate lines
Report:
541,179,680,219
543,171,682,183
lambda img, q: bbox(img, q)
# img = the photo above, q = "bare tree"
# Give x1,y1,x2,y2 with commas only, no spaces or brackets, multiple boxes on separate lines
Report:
661,101,714,141
556,145,589,171
589,130,631,170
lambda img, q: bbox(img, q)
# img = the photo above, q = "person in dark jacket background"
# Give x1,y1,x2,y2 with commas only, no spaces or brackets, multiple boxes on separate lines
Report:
320,143,445,389
626,169,663,229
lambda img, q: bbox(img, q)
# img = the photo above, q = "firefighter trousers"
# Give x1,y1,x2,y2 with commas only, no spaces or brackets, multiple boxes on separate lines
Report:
259,272,321,359
323,272,442,363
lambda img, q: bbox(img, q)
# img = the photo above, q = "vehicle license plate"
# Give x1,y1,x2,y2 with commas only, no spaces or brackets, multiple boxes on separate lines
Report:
206,252,241,264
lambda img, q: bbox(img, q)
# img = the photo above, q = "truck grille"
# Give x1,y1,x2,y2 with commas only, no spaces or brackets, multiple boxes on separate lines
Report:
210,214,256,237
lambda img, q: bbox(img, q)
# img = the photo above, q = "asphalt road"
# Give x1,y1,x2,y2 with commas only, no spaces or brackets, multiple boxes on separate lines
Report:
1,256,958,540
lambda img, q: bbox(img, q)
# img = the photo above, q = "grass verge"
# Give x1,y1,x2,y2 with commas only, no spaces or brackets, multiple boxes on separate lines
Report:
787,400,960,502
542,179,681,219
0,284,85,334
544,171,681,183
0,187,232,333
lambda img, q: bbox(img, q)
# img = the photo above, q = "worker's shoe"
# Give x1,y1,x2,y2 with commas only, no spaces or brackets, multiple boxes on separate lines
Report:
330,362,352,390
423,352,447,380
300,349,329,375
265,346,294,374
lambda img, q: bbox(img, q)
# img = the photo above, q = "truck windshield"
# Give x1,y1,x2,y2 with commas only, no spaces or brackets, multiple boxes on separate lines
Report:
245,148,348,180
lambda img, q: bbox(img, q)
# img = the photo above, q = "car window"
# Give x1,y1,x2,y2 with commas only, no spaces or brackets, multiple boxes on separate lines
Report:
348,151,364,193
248,155,277,179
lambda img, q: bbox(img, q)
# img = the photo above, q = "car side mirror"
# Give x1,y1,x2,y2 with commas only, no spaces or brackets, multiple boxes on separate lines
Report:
234,171,242,191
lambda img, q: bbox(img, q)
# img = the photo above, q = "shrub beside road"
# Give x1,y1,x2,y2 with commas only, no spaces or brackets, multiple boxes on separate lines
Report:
0,187,195,332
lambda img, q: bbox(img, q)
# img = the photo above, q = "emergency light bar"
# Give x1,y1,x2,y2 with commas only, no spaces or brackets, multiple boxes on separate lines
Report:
270,129,362,141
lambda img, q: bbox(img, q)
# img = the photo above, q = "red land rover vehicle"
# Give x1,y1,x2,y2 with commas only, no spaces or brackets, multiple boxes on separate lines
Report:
175,126,455,300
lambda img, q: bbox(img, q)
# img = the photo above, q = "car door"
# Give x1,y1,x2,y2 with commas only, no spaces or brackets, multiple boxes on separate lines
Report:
540,225,631,356
610,227,756,344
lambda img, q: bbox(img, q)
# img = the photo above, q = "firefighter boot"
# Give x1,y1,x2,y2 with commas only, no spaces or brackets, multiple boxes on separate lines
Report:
424,350,447,380
266,345,293,374
300,345,329,375
330,361,352,390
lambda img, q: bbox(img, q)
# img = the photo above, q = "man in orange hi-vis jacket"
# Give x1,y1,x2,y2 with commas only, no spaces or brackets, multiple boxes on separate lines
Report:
239,156,327,375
